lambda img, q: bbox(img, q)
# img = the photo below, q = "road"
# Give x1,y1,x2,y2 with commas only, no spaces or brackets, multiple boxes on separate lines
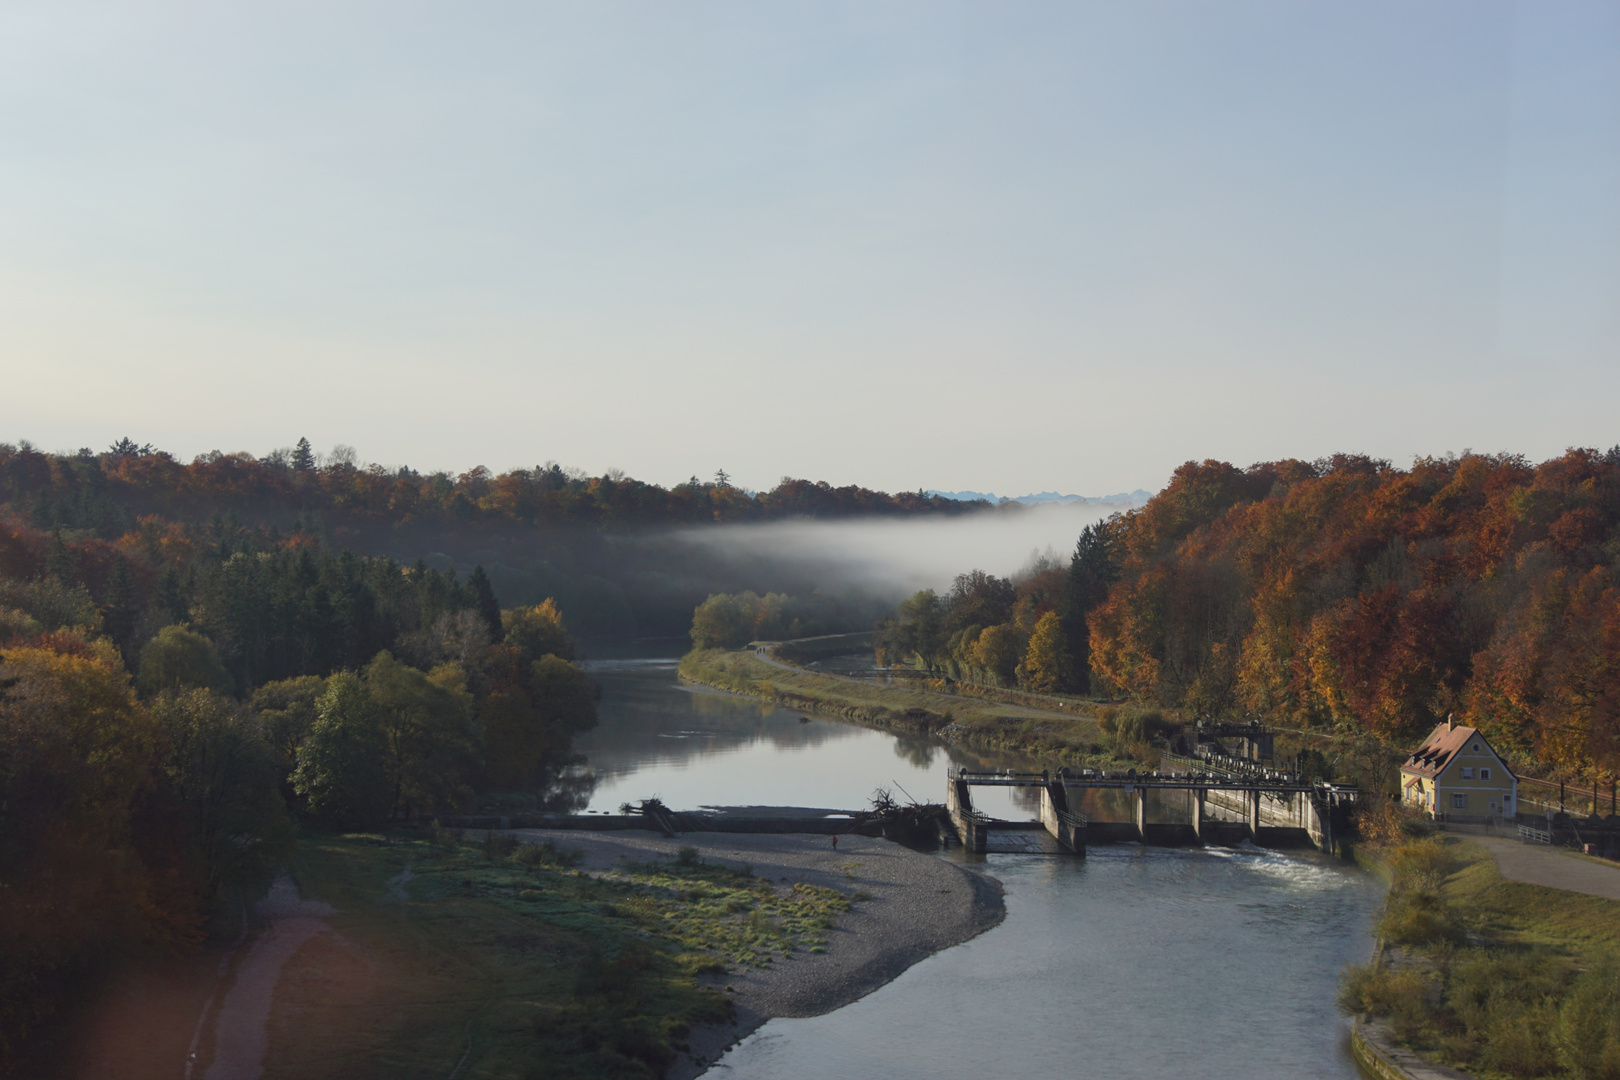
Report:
1471,835,1620,901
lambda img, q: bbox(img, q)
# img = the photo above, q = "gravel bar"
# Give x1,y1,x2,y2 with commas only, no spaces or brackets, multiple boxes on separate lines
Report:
507,829,1005,1079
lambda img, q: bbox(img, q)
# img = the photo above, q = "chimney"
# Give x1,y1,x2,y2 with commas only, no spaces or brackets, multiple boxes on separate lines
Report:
1447,712,1454,732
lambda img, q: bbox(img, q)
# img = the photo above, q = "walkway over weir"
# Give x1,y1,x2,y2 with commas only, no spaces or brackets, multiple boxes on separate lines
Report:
945,767,1359,855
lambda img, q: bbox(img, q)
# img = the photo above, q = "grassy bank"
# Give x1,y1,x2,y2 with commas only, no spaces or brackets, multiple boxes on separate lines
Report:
273,829,853,1080
1340,811,1620,1079
680,647,1148,767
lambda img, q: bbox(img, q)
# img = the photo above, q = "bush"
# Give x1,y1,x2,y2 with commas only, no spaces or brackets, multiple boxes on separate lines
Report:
1555,953,1620,1080
482,831,518,859
429,820,462,853
513,839,582,869
675,846,701,867
1380,891,1464,948
1338,961,1435,1043
1390,838,1449,889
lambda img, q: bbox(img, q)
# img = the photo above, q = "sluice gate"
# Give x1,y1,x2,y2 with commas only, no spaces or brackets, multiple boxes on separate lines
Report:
947,767,1358,856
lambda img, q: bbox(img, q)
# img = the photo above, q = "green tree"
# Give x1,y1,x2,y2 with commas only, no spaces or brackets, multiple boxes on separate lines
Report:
690,593,755,649
44,529,76,582
1060,520,1119,692
290,437,315,471
502,599,574,662
291,672,389,824
99,556,137,649
481,651,597,790
468,565,503,642
149,689,293,907
365,651,480,818
137,625,233,696
248,675,327,776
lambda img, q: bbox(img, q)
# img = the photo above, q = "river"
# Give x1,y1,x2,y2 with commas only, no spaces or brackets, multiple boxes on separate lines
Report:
573,654,1383,1080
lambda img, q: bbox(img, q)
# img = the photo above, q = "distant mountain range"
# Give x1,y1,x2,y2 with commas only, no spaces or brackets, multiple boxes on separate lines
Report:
926,489,1154,506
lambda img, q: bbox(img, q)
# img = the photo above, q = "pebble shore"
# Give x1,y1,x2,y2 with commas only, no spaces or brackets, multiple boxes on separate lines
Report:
509,829,1005,1079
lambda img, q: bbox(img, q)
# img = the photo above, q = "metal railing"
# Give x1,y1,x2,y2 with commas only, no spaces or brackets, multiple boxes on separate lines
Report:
1518,823,1552,844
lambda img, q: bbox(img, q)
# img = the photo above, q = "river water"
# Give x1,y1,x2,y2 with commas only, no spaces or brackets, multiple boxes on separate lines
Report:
573,654,1382,1080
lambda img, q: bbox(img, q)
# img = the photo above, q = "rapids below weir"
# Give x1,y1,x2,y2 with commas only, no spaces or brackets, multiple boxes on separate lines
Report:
573,652,1382,1080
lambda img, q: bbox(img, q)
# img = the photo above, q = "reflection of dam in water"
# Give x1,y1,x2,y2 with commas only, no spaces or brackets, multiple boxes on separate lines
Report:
945,766,1360,855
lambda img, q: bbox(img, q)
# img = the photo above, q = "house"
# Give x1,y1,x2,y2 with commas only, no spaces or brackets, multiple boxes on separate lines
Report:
1401,718,1518,823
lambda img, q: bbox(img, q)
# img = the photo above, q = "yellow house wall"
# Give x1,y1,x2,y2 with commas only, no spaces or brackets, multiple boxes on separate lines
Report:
1401,737,1518,818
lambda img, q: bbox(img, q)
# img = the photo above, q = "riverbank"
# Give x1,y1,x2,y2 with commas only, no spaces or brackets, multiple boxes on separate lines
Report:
679,647,1120,766
1340,823,1620,1079
50,828,1002,1080
514,830,1005,1080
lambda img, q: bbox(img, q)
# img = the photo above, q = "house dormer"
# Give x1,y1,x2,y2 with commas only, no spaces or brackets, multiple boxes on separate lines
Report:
1400,716,1518,822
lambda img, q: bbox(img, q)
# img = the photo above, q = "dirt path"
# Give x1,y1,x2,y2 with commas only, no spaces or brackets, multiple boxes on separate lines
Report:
201,877,336,1080
1471,836,1620,901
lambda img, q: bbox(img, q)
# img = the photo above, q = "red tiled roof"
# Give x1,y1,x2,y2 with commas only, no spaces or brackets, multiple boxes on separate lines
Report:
1400,721,1513,780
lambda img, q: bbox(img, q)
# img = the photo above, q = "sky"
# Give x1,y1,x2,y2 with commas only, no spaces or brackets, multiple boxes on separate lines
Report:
2,1,1616,496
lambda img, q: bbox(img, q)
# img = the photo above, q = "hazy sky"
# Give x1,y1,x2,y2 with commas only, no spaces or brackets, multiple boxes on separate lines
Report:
3,2,1616,495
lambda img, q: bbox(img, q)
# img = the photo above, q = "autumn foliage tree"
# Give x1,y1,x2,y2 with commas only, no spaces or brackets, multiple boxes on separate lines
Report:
1082,449,1620,778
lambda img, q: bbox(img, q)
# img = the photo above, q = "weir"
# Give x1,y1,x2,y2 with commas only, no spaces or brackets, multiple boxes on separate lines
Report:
947,767,1358,855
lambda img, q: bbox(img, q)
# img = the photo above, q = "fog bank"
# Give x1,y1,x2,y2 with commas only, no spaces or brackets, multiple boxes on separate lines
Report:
674,502,1125,596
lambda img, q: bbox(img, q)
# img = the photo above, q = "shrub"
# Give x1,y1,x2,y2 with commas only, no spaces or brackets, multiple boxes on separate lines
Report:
1555,953,1620,1080
1379,891,1463,948
1390,838,1449,889
1484,999,1559,1078
1337,961,1433,1023
429,820,461,853
512,839,582,869
482,831,518,859
675,845,701,867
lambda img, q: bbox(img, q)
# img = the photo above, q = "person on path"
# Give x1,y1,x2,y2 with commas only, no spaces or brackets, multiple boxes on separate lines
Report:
831,835,838,850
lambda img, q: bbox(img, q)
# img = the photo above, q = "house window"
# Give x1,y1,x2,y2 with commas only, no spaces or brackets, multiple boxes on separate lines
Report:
1451,793,1468,809
1480,768,1490,781
1472,743,1481,752
1461,767,1474,779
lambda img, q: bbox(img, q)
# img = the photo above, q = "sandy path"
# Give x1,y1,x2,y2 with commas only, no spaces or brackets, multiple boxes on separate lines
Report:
508,829,1004,1080
201,877,336,1080
1471,836,1620,901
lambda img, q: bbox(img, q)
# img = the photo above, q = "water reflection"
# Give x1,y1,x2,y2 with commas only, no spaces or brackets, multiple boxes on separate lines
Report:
575,656,1040,816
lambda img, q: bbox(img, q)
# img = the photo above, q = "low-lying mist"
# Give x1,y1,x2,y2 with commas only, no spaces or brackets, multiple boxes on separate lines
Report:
673,502,1123,596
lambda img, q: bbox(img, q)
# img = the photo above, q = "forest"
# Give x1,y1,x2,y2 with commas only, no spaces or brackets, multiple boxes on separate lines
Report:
876,449,1620,781
0,440,649,1069
0,435,998,1069
0,438,987,641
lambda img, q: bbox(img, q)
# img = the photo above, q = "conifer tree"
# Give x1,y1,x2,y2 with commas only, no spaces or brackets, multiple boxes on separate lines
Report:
468,564,503,642
291,437,315,471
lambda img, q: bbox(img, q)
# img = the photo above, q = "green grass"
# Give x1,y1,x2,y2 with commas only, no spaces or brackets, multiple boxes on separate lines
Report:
679,648,1122,766
1443,840,1620,956
270,829,861,1080
1344,835,1620,1080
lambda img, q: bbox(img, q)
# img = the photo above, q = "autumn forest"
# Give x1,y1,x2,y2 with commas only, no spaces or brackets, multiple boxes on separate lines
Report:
874,449,1620,782
4,437,1620,1072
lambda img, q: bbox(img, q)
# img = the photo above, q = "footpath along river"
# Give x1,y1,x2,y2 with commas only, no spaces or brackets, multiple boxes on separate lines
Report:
573,654,1384,1080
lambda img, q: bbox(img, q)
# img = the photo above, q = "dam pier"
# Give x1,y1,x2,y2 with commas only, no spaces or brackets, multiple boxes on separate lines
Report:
945,765,1359,855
